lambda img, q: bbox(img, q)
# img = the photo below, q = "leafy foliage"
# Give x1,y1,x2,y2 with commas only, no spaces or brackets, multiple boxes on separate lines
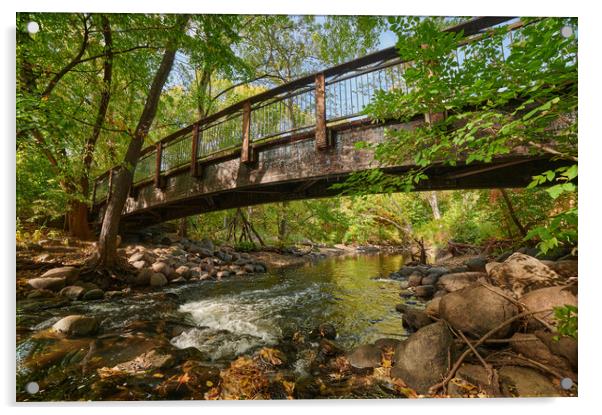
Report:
553,305,578,340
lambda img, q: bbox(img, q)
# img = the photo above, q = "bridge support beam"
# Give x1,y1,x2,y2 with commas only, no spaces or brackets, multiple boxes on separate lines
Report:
241,101,256,164
315,72,330,150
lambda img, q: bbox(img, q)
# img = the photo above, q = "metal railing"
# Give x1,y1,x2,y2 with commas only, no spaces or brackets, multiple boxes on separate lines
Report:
93,17,523,205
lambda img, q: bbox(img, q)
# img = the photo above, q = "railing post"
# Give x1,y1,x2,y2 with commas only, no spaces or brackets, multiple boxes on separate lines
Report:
315,72,329,150
241,101,255,164
154,142,163,189
191,123,200,177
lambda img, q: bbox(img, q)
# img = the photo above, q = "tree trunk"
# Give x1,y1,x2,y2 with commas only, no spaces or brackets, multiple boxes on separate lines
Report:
67,200,93,240
499,188,527,238
177,218,188,238
96,15,190,267
426,191,441,220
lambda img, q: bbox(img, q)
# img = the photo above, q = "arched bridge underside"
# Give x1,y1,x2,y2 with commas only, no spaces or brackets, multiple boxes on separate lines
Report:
90,17,572,230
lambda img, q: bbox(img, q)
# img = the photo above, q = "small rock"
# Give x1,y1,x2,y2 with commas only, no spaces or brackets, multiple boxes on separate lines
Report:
425,297,441,317
128,252,145,263
397,305,433,332
150,272,168,287
318,323,337,340
244,264,255,273
82,289,104,301
414,284,435,298
27,277,66,291
465,256,487,272
133,268,153,286
346,344,382,369
216,270,231,279
374,338,401,352
131,260,146,270
52,315,98,337
40,266,79,284
151,261,172,276
318,339,344,357
408,272,423,287
59,285,85,300
175,265,191,279
27,289,55,299
254,263,267,273
198,238,214,252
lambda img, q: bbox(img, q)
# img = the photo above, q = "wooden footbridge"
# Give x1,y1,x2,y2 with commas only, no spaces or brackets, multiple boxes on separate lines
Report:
91,17,571,229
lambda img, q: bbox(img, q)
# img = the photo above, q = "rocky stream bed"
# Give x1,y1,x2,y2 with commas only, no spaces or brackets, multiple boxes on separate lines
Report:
16,237,578,400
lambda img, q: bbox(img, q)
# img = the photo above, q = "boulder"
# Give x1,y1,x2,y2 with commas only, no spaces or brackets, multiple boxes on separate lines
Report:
509,333,574,377
519,285,577,330
27,277,65,291
487,253,564,296
52,315,98,337
414,285,435,298
40,266,79,285
437,272,486,292
439,284,518,338
535,330,578,371
421,274,439,286
465,257,487,272
346,344,382,369
59,285,85,300
150,272,168,287
82,288,104,301
498,366,562,397
390,321,454,394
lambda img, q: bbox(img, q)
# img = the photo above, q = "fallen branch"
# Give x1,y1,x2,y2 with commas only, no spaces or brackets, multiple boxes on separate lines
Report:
428,308,552,395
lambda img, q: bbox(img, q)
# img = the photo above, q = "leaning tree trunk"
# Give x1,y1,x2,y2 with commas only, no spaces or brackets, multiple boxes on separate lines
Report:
96,15,189,267
67,15,114,240
426,191,441,220
499,188,527,238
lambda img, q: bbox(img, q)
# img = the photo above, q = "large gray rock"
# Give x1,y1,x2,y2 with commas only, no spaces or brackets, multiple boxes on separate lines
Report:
390,321,454,394
346,344,382,369
487,253,564,296
28,277,66,291
439,285,518,338
52,315,98,337
498,366,562,397
437,272,486,292
520,285,577,330
40,266,79,285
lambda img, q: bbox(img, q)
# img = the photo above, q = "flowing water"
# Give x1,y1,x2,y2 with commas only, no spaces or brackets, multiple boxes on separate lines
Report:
17,253,420,400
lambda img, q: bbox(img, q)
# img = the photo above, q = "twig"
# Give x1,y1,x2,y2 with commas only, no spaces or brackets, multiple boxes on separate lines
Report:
428,308,552,395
